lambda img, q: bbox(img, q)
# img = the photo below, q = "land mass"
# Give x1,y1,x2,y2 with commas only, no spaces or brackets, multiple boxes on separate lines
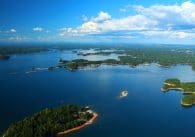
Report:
161,78,195,107
58,59,119,71
3,45,195,71
53,47,195,71
3,105,97,137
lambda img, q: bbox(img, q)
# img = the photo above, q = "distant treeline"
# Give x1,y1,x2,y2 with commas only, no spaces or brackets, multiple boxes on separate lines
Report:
0,44,195,55
2,45,195,70
58,47,195,70
0,46,49,55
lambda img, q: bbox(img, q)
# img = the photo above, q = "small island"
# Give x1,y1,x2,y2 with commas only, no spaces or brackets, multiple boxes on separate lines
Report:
161,78,195,107
3,105,97,137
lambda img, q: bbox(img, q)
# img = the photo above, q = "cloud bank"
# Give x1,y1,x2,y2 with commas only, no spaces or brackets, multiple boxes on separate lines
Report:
60,1,195,41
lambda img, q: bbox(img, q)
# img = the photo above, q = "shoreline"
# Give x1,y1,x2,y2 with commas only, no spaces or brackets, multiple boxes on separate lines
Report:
161,87,195,94
161,87,184,92
57,112,98,136
180,100,195,107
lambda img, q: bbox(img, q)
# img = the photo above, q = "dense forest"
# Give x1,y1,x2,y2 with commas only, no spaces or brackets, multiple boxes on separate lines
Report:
0,46,49,55
2,105,93,137
59,59,119,71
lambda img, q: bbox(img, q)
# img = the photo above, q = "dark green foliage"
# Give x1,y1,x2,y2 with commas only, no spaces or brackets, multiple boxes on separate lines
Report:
3,45,195,70
102,59,119,64
165,78,181,87
182,94,195,105
62,59,120,70
165,79,181,85
163,78,181,89
3,105,93,137
162,78,195,93
0,46,49,55
66,63,79,71
58,47,195,71
162,78,195,107
181,82,195,92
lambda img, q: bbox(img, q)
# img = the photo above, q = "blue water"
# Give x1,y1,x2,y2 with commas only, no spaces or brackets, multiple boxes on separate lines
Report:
1,50,195,137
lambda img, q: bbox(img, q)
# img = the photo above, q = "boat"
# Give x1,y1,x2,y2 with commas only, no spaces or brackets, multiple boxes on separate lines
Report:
119,90,128,98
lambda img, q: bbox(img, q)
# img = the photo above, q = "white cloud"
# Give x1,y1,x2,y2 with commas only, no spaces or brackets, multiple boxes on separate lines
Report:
33,27,43,32
91,11,111,22
9,36,29,41
60,1,195,41
59,12,156,37
176,32,187,39
140,30,187,39
10,29,16,33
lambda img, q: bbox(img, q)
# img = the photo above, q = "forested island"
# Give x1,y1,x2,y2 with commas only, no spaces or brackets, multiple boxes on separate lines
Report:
2,105,97,137
58,59,119,71
161,79,195,107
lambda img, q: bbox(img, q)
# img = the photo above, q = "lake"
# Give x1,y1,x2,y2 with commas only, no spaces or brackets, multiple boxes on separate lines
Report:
1,49,195,137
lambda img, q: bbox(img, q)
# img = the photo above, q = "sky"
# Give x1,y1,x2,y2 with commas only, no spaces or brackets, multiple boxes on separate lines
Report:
1,0,195,44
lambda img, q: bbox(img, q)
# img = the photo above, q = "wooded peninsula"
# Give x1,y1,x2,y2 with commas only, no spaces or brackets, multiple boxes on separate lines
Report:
162,78,195,107
2,105,97,137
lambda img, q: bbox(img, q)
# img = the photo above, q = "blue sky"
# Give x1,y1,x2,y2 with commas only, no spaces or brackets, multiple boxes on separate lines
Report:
1,0,195,44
